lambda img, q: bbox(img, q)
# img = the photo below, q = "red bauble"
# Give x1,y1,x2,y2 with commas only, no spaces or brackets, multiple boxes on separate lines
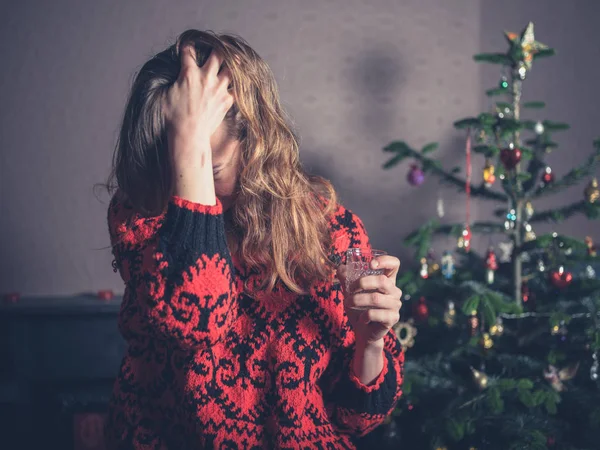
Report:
542,167,554,185
412,296,429,321
547,436,556,447
550,266,573,289
500,147,522,170
521,281,530,303
485,248,498,271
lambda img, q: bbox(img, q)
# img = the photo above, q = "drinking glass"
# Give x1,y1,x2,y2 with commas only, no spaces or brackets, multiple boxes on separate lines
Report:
345,248,387,310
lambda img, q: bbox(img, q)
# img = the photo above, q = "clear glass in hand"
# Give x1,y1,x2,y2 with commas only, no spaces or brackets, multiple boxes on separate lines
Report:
345,248,387,310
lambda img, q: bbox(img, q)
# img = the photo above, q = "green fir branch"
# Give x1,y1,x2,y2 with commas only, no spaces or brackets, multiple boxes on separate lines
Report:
529,142,600,199
529,200,600,224
473,53,512,65
383,141,508,202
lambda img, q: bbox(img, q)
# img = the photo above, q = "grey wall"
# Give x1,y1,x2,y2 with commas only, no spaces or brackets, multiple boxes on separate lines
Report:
1,0,598,296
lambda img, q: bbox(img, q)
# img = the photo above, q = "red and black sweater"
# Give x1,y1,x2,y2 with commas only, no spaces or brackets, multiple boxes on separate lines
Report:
105,193,404,450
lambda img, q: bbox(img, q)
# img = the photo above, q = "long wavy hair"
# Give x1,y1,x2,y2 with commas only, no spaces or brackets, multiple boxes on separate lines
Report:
106,29,338,294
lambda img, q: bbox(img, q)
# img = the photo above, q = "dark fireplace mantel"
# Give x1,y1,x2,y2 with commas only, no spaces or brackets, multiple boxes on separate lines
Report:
0,294,125,450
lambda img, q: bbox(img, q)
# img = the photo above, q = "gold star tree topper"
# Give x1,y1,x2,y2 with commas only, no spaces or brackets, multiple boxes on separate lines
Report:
505,22,548,70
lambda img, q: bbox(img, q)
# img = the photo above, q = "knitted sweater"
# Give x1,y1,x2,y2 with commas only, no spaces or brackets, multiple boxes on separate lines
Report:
105,193,404,450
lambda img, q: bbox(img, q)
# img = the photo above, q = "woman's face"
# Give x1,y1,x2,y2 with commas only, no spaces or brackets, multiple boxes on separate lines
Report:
210,117,242,211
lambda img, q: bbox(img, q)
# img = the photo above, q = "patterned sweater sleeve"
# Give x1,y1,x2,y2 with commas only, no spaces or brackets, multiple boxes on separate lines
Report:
107,191,237,351
320,206,404,437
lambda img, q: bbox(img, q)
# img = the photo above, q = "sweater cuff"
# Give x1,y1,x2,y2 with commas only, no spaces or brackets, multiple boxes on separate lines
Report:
331,350,398,415
158,196,229,263
348,351,390,393
170,195,223,215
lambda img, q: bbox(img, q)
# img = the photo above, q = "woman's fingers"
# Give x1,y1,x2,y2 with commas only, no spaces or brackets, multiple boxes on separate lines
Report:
371,255,401,278
346,291,402,311
349,274,397,295
204,49,224,77
179,43,198,70
360,308,401,328
218,65,233,90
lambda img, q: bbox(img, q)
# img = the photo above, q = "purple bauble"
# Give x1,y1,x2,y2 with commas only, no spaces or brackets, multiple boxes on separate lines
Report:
407,164,425,186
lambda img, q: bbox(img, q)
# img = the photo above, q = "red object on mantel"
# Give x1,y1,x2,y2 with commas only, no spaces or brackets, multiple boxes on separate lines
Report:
97,290,114,301
74,412,107,450
2,292,20,303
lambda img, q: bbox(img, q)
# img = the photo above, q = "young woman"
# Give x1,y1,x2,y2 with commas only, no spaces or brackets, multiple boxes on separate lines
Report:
105,29,404,449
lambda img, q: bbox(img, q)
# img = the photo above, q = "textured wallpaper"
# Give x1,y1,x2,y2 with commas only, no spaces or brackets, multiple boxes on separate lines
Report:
0,0,598,295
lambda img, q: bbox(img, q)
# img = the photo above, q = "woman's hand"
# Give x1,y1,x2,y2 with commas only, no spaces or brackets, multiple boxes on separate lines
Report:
163,43,234,204
164,43,234,151
337,255,403,346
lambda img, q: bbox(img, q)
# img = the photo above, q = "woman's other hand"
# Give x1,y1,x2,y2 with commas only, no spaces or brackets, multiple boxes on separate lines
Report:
337,255,403,346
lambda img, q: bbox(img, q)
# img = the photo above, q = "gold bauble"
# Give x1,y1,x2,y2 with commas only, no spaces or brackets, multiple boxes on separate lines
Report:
525,201,534,220
489,318,504,336
471,367,489,389
428,262,440,275
480,333,494,349
584,178,600,204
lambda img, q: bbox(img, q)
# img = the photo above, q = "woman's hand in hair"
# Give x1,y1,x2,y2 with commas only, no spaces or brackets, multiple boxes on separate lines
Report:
164,43,234,204
164,43,234,147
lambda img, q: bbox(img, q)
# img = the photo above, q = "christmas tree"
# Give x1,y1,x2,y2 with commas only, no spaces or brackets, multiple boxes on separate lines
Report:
380,23,600,450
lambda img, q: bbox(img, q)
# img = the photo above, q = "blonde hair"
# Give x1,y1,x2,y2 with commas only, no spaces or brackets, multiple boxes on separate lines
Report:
106,29,337,294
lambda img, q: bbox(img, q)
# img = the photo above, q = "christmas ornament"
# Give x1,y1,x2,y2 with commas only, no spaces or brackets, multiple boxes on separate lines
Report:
544,362,579,392
547,437,556,447
585,236,597,257
443,300,456,327
489,317,504,336
504,209,517,230
500,144,522,170
584,265,596,279
523,222,536,242
480,332,494,350
550,266,573,289
426,249,440,275
457,225,472,251
521,281,533,307
470,366,489,390
393,319,418,350
436,196,445,218
461,131,473,251
485,247,498,284
584,178,600,203
524,201,534,220
407,164,425,186
505,22,548,74
419,257,429,279
591,352,599,381
499,76,509,90
441,251,455,280
469,312,479,336
483,159,496,187
537,259,546,272
541,166,554,186
498,241,514,263
534,120,545,135
551,321,568,344
412,296,429,321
